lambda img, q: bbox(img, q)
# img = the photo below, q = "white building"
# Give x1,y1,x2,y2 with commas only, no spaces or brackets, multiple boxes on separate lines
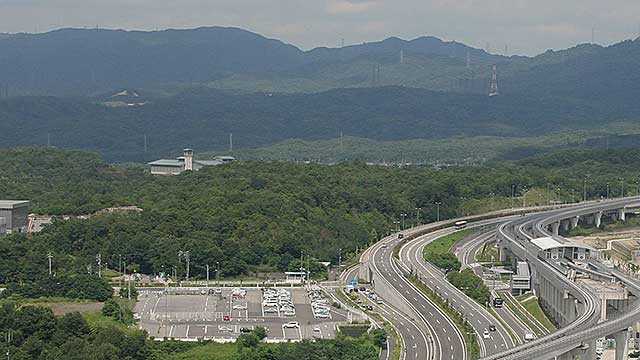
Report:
148,149,234,175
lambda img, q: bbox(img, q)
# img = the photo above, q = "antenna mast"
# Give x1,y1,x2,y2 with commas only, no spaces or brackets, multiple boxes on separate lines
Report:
489,65,499,97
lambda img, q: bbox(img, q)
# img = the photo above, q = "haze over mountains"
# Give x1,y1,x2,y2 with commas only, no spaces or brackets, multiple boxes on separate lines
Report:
1,26,640,162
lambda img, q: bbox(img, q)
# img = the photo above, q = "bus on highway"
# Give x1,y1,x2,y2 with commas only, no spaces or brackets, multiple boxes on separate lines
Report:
454,220,468,229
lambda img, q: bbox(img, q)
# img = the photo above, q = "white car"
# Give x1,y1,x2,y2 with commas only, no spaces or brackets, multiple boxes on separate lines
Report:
264,307,278,313
284,321,299,328
315,312,330,319
483,330,490,339
233,304,247,310
218,325,233,332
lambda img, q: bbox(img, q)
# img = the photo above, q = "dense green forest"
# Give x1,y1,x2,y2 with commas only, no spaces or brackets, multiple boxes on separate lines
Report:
2,85,640,162
1,146,640,286
0,303,380,360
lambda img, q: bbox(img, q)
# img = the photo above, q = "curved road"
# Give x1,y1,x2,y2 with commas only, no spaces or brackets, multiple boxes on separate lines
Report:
400,226,515,357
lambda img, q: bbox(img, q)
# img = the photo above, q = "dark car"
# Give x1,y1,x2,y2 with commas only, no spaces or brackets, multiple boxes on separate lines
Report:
240,327,252,333
488,324,496,332
366,305,374,311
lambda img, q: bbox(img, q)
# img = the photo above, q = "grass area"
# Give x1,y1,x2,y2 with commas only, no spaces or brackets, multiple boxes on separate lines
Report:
424,229,474,257
83,310,138,334
475,242,499,262
408,275,481,360
519,296,556,333
154,342,237,360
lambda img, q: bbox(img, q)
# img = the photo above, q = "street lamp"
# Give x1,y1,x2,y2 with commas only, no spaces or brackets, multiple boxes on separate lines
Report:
216,261,220,284
415,207,422,226
400,213,407,230
511,184,515,209
206,264,210,288
435,202,442,222
621,178,625,198
522,186,528,208
606,183,610,200
338,248,342,269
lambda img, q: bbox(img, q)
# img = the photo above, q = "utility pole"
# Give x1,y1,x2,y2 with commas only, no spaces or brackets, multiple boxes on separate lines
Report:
547,183,551,205
607,183,610,200
338,248,342,270
229,133,233,152
415,207,421,226
206,264,210,288
118,255,122,287
583,179,588,202
511,184,515,208
435,202,442,222
522,186,527,208
47,251,53,276
216,261,220,284
621,179,625,198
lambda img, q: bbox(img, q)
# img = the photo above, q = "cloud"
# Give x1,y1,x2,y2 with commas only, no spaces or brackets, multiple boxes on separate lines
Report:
326,0,377,15
0,0,639,55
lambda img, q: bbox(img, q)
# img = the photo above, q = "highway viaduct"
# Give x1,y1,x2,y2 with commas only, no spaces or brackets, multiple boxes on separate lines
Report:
358,198,640,360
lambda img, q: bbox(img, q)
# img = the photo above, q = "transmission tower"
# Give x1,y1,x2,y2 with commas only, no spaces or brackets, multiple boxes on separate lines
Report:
489,65,499,97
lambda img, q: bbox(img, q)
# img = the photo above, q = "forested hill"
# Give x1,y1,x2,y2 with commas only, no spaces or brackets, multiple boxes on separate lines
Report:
2,85,639,162
2,146,640,281
0,27,502,96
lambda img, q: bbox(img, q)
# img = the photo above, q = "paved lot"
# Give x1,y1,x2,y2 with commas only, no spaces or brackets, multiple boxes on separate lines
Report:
135,287,347,342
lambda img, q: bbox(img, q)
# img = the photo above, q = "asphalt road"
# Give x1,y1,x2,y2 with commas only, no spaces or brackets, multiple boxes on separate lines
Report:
400,227,515,358
452,230,534,342
371,234,461,360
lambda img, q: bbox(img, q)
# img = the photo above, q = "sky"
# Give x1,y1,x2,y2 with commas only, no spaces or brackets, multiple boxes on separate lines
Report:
1,0,639,56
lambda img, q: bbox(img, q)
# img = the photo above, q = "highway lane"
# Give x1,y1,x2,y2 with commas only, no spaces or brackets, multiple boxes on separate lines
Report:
401,227,515,357
371,234,464,360
453,230,533,342
339,262,431,360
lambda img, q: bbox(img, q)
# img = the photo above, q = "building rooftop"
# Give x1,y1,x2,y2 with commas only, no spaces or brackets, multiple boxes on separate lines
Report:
0,200,30,209
531,237,595,251
148,159,184,167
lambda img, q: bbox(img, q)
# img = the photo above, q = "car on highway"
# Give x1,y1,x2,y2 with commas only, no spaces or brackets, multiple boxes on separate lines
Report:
240,327,252,333
488,324,496,332
284,321,299,328
483,330,490,339
233,304,247,310
524,333,535,341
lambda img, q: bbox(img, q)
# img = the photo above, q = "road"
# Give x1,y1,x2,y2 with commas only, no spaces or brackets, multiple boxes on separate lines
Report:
452,229,534,341
400,226,516,358
370,233,464,360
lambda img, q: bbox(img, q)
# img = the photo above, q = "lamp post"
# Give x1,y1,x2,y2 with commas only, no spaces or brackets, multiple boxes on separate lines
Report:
415,207,422,226
338,248,342,270
511,184,515,209
435,202,442,222
216,261,220,284
606,183,610,200
206,264,210,289
400,213,407,230
522,186,528,208
621,178,625,198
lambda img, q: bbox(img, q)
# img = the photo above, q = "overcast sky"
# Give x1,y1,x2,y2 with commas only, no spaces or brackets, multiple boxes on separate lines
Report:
1,0,639,55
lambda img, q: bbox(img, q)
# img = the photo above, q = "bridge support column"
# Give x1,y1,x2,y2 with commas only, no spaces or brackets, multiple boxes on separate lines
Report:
595,211,603,228
551,222,560,236
562,220,570,232
614,329,630,360
618,208,626,222
570,216,579,229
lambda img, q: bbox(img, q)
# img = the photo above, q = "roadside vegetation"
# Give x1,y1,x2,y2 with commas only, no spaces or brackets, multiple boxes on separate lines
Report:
514,293,556,333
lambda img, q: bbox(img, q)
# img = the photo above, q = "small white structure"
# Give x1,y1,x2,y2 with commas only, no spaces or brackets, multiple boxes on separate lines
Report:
285,272,306,284
531,237,596,261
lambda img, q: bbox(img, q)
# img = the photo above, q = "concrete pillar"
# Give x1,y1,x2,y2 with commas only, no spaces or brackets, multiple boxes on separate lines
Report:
614,329,629,360
612,212,618,222
619,208,626,222
600,298,608,321
551,222,560,236
562,220,570,232
586,215,594,225
570,216,579,229
595,212,603,228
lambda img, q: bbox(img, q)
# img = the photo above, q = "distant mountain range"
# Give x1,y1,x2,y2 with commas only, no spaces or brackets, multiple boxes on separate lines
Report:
1,26,640,162
0,27,509,95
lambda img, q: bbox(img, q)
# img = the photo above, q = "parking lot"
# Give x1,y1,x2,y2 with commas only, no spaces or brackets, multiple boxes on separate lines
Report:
135,287,348,342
